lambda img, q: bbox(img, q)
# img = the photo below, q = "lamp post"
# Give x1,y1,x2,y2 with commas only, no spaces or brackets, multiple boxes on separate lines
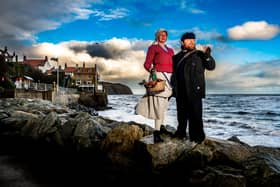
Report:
57,62,59,93
50,57,59,93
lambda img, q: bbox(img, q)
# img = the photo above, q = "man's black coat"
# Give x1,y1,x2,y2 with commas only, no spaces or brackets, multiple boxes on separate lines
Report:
172,49,215,100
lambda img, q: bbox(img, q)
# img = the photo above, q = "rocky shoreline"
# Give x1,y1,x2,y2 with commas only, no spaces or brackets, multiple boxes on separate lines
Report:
0,98,279,187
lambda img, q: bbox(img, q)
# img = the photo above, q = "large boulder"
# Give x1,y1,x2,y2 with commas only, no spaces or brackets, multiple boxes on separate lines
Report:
78,92,108,110
101,123,144,166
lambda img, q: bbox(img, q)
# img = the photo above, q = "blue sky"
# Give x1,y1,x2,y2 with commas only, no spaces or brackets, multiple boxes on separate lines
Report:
1,0,279,94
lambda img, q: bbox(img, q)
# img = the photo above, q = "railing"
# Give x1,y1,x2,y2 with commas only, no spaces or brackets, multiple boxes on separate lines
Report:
15,82,54,91
58,87,78,94
16,82,80,94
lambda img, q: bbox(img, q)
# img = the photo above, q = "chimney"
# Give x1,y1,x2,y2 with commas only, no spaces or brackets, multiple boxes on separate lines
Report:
23,56,26,61
16,55,18,62
76,64,78,68
65,63,67,69
83,62,85,68
45,56,48,61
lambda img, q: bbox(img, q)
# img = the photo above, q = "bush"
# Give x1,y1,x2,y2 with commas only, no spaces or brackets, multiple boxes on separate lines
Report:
0,77,15,89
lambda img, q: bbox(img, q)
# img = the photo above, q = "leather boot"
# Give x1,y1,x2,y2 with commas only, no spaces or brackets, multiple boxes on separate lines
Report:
153,130,163,143
160,125,173,136
173,130,187,140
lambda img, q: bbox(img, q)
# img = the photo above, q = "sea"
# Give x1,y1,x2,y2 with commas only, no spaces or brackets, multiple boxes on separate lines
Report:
98,94,280,148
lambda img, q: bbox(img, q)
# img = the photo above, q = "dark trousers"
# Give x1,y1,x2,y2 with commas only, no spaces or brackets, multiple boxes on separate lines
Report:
176,96,205,143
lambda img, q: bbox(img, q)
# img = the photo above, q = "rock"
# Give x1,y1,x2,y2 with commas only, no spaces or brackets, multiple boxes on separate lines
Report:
0,98,279,187
101,82,133,95
202,137,253,163
101,123,143,166
192,167,246,187
68,112,110,150
78,92,108,109
137,135,191,170
242,153,280,187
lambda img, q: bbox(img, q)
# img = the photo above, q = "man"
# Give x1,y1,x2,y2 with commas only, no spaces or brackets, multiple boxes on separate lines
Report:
172,32,215,144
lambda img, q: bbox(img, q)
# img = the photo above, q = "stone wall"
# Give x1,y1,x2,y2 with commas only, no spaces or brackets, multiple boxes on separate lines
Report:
0,89,14,98
15,89,54,101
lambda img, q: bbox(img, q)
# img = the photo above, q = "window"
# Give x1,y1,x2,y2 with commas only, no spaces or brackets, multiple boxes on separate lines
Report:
76,80,81,85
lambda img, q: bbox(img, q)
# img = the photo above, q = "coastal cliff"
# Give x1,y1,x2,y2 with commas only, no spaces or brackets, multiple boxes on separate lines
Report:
101,81,133,95
0,98,279,187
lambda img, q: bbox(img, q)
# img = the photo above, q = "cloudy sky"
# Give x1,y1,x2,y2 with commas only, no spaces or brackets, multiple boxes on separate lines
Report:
1,0,279,94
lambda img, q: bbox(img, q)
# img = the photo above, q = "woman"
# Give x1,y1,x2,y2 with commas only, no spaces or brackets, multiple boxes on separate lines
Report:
135,28,174,143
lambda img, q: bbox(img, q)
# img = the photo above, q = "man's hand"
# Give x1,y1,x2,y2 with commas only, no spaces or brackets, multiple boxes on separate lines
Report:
204,46,211,57
196,50,207,59
197,46,212,61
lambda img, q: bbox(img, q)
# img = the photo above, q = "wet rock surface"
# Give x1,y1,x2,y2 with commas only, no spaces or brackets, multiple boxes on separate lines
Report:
0,98,279,187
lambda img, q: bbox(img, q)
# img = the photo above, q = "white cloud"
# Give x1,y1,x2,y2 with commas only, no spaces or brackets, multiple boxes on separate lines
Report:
188,8,205,14
22,38,149,84
179,0,205,14
0,0,94,44
228,21,280,40
20,37,280,94
92,8,129,21
206,59,280,93
72,7,94,19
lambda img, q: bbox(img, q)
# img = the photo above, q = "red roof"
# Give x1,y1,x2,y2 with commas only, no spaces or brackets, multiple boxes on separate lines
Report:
74,67,96,74
23,59,46,67
64,67,76,73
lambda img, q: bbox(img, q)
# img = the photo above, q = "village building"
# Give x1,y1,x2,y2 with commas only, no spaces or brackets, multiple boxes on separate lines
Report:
19,55,101,92
14,75,34,89
22,56,48,73
72,62,99,86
